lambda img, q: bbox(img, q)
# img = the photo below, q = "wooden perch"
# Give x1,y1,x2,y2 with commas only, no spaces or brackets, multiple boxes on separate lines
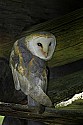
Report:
0,102,83,124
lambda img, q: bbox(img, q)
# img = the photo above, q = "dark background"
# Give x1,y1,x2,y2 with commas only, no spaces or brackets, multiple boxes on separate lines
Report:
0,0,83,37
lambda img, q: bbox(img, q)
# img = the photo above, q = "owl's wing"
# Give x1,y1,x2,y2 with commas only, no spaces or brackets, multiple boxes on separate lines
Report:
10,65,20,90
11,64,52,107
27,79,52,107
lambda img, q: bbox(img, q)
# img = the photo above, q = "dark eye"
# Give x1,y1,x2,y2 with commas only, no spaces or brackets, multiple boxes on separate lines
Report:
37,43,42,47
49,42,51,46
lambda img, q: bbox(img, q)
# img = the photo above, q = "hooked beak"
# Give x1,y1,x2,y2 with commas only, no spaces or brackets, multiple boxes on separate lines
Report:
41,46,48,58
43,51,48,58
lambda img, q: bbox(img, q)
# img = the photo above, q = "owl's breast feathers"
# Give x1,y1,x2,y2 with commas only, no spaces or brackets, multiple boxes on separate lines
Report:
10,38,52,107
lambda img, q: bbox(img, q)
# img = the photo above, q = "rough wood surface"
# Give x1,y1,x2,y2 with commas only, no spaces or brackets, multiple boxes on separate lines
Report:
48,69,83,103
45,59,83,105
0,102,83,125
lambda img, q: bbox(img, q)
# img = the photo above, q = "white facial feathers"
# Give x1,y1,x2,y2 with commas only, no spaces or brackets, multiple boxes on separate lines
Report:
25,32,56,61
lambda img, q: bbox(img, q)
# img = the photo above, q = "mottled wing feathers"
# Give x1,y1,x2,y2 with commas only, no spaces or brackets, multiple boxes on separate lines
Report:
11,65,20,90
28,84,52,107
10,39,30,90
10,41,20,90
10,39,52,107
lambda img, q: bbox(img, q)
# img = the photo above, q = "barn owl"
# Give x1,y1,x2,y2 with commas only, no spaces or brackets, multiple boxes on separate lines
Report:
10,32,56,111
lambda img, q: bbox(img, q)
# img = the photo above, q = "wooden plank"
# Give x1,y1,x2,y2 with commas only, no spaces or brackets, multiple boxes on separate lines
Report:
0,102,83,124
21,8,83,35
0,8,83,67
48,69,83,103
48,59,83,104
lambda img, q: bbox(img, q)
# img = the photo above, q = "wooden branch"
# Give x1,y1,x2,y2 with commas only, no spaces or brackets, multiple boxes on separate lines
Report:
0,102,83,124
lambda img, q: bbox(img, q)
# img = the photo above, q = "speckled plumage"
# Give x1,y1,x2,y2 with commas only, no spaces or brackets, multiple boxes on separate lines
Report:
10,37,52,108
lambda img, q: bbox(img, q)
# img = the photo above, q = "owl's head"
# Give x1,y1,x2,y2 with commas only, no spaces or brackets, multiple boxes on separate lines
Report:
25,32,56,61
